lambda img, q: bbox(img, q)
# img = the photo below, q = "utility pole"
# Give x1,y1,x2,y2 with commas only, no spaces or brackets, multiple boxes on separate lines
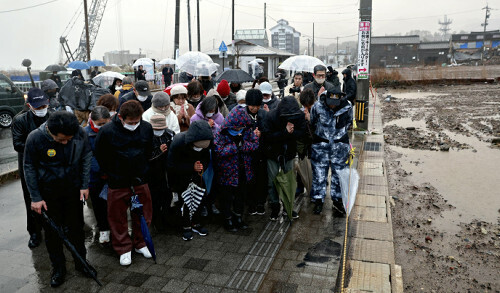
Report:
232,0,235,68
83,0,91,74
174,0,180,58
307,39,310,56
336,36,339,67
312,23,315,56
438,15,452,40
264,3,266,29
187,0,192,51
355,0,372,131
481,4,492,61
197,0,201,51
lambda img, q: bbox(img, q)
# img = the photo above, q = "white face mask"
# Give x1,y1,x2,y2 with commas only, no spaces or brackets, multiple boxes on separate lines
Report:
153,129,165,136
206,112,214,118
123,121,140,131
109,111,116,117
193,146,203,152
315,77,325,84
31,107,48,117
137,95,148,102
262,97,271,103
115,85,122,91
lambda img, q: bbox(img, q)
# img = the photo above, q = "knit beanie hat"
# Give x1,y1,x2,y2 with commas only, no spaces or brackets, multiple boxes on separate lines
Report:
152,92,170,107
245,88,263,106
150,114,167,129
217,80,231,97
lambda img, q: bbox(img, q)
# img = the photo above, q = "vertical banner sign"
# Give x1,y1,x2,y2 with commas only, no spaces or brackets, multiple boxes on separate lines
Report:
357,21,370,79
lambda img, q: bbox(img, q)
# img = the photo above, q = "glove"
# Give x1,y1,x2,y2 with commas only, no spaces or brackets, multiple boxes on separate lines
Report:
65,106,73,113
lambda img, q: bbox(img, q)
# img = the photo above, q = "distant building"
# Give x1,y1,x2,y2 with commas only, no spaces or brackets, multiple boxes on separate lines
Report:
234,29,269,47
103,50,146,66
269,19,301,55
451,30,500,62
418,42,450,65
204,40,294,78
371,35,420,68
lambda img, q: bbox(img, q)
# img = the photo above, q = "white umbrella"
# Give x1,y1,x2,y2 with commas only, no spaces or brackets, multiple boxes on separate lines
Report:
159,58,176,65
176,51,213,75
92,71,125,87
253,58,265,63
278,55,326,73
133,58,154,67
194,61,217,77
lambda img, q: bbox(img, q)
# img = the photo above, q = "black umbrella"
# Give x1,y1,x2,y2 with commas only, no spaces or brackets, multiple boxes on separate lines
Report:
215,69,254,83
45,64,67,72
130,189,157,263
41,210,102,286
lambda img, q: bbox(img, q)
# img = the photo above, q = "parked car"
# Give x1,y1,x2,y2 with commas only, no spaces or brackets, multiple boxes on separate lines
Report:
0,73,26,128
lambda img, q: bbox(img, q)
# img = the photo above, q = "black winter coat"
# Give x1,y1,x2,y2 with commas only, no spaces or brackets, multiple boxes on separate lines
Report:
23,123,92,202
224,93,238,111
261,95,279,111
304,80,338,100
12,111,49,155
149,129,175,189
262,96,306,162
95,115,153,189
167,120,213,193
120,91,153,112
343,76,357,103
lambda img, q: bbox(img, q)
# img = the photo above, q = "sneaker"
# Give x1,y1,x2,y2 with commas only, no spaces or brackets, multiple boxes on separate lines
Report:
313,199,323,215
256,205,266,215
224,218,238,232
269,204,280,221
182,228,193,241
332,199,346,214
283,211,299,219
248,206,258,215
99,231,110,244
234,216,248,230
211,204,220,215
135,246,152,258
192,224,208,236
119,251,132,266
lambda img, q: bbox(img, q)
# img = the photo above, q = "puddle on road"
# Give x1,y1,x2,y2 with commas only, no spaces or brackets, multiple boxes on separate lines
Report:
385,117,428,130
385,91,450,100
389,130,500,225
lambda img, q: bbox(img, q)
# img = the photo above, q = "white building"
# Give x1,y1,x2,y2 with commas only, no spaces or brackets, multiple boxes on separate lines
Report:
269,19,301,55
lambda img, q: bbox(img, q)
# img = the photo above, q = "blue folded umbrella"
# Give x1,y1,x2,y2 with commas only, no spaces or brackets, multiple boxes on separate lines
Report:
87,59,106,67
202,150,214,194
130,193,156,263
68,60,90,70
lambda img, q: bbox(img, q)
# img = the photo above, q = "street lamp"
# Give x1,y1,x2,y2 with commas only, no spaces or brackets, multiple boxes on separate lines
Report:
21,59,36,87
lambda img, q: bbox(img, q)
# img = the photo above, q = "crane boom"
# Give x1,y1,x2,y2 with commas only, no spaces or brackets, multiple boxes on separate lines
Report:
60,0,109,65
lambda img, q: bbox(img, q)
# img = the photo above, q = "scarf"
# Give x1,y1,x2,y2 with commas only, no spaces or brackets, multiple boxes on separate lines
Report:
170,101,189,114
152,105,171,116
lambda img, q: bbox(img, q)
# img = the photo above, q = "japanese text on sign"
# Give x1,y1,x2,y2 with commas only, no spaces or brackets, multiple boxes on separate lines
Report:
357,21,371,79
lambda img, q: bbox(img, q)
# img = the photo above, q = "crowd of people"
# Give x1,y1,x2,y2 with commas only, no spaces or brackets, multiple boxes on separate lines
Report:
11,63,356,287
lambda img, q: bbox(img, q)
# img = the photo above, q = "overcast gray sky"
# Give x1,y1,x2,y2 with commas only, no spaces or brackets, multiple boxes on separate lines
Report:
0,0,497,70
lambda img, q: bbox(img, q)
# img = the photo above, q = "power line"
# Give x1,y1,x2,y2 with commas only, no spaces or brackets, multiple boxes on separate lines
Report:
0,0,60,14
376,9,478,22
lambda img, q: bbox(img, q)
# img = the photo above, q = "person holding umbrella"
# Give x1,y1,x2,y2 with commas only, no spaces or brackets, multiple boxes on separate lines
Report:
95,100,154,266
262,96,305,220
135,65,146,81
108,78,123,96
309,89,353,215
11,88,51,249
167,120,213,241
162,64,174,87
24,111,92,287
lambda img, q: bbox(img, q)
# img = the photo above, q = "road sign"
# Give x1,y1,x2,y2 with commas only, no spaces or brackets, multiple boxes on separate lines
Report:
219,41,228,52
219,51,228,58
357,21,371,79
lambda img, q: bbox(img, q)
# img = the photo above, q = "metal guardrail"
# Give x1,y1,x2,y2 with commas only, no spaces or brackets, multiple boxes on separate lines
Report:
13,81,42,92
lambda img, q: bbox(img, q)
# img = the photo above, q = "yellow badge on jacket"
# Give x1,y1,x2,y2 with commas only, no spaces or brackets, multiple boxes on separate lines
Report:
47,149,56,157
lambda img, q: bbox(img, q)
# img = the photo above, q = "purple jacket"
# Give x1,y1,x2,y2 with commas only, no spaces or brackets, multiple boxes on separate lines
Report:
190,102,224,134
214,107,259,187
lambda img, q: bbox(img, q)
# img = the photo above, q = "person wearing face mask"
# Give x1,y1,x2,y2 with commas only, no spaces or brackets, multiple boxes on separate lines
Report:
24,111,92,287
142,92,180,134
95,100,154,266
108,78,123,96
342,68,357,104
119,80,153,112
303,65,337,100
97,94,119,118
259,82,279,111
148,114,175,232
235,90,247,108
186,80,205,109
310,89,352,215
244,89,268,216
170,85,195,132
167,120,213,241
190,95,224,135
84,106,111,244
11,88,51,250
115,76,134,99
217,80,237,111
214,107,259,232
41,79,61,111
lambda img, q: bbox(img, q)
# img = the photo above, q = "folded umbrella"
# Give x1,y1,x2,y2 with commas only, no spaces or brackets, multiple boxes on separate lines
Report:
296,157,312,197
130,190,157,263
338,147,359,216
273,156,297,221
215,69,254,83
181,182,205,221
202,151,214,194
41,210,102,286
